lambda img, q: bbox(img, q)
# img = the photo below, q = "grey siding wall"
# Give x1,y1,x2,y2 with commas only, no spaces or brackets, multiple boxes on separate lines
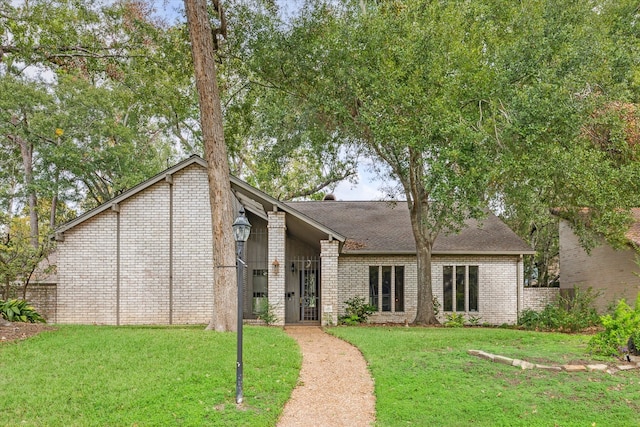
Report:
559,220,640,311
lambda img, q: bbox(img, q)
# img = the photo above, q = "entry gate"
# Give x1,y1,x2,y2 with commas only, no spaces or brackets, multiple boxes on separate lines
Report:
290,257,320,322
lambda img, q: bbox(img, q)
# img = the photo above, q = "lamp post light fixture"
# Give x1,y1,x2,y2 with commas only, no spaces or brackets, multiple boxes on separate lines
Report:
232,207,251,405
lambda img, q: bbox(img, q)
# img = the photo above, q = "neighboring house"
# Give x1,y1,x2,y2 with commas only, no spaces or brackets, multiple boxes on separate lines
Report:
557,209,640,312
52,155,534,326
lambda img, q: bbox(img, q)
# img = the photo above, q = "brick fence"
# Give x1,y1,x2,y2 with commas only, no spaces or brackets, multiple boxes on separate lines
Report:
523,287,560,312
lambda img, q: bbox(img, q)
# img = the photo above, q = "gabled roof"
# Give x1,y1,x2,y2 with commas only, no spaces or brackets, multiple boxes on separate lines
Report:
55,155,345,243
55,155,532,255
287,201,535,255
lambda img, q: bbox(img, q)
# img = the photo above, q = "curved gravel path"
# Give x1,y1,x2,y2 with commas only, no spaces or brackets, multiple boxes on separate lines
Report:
277,326,376,427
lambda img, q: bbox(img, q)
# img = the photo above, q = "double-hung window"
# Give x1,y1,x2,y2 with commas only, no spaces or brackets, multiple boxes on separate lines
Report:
443,265,479,312
369,266,404,312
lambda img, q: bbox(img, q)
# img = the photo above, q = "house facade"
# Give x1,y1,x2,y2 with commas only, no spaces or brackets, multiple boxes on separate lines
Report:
558,211,640,312
53,156,535,326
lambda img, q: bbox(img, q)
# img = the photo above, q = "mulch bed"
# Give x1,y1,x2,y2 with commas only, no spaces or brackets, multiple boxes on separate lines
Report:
0,323,56,343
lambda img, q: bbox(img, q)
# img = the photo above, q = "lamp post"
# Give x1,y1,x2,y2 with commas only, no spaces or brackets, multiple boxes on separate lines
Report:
232,207,251,405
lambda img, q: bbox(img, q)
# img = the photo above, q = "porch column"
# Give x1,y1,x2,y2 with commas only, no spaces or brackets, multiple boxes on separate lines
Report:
320,239,339,326
267,211,286,326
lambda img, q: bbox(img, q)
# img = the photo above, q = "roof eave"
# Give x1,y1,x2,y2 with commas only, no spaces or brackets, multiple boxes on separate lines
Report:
432,250,537,256
55,155,346,244
56,155,208,235
231,178,346,243
340,250,536,256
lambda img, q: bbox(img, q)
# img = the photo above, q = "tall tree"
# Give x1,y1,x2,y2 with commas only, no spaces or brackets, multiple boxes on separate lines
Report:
183,0,237,332
1,1,194,222
217,0,360,200
236,0,640,323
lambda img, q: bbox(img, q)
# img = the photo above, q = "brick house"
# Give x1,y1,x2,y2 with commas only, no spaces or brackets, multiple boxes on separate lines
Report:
52,155,535,326
557,209,640,312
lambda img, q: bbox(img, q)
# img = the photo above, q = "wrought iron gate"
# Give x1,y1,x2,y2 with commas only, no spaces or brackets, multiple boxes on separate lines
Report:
292,257,320,322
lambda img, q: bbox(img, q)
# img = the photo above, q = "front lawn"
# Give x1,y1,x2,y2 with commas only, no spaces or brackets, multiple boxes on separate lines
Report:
330,326,640,427
0,325,300,426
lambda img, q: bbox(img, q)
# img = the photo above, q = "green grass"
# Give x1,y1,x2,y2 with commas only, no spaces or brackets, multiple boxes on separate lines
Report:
5,325,640,426
330,326,640,427
0,325,301,426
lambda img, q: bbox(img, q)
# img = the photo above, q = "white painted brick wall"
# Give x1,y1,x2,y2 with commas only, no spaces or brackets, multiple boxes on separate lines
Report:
118,183,170,325
523,287,560,312
57,213,118,324
338,254,523,325
57,164,215,325
338,255,418,324
320,240,340,326
171,167,214,324
267,211,286,326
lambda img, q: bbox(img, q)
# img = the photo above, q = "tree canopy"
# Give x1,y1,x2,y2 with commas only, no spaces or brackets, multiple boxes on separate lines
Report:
231,0,640,321
2,0,639,321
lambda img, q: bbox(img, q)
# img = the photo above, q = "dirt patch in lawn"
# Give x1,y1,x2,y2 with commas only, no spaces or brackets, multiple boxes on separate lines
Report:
0,322,56,343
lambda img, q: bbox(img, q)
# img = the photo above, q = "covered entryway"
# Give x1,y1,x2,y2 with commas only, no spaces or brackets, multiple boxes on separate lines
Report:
285,257,320,324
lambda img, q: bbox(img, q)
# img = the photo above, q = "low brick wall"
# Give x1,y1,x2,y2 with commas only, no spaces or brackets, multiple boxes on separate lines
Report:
6,284,57,322
523,287,559,312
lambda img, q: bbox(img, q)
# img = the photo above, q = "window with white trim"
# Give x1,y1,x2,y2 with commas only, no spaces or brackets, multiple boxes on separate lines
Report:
369,266,404,312
443,265,478,312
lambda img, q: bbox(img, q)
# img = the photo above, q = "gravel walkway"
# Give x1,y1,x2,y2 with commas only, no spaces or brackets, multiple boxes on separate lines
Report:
277,326,376,427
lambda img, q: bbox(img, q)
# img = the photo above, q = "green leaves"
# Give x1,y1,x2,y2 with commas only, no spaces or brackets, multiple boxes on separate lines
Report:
0,299,46,323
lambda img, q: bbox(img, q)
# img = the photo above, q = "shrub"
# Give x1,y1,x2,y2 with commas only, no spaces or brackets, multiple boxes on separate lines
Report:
339,297,376,325
518,287,601,332
518,309,541,329
0,299,46,323
467,315,482,326
255,300,279,325
444,312,465,328
589,295,640,357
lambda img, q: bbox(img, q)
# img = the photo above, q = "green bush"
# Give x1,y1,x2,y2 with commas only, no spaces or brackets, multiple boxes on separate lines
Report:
0,299,46,323
518,287,601,332
467,315,482,326
255,300,279,325
589,295,640,356
339,296,376,325
444,312,465,327
518,309,541,328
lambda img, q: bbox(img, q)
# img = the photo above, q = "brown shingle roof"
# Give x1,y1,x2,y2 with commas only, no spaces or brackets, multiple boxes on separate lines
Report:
286,201,534,254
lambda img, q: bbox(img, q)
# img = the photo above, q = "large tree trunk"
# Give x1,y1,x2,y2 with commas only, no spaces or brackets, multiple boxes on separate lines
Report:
410,204,439,325
406,147,439,325
184,0,238,332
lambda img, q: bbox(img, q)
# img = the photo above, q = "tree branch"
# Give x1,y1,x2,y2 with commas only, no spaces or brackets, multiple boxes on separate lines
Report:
282,169,357,200
1,44,147,60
